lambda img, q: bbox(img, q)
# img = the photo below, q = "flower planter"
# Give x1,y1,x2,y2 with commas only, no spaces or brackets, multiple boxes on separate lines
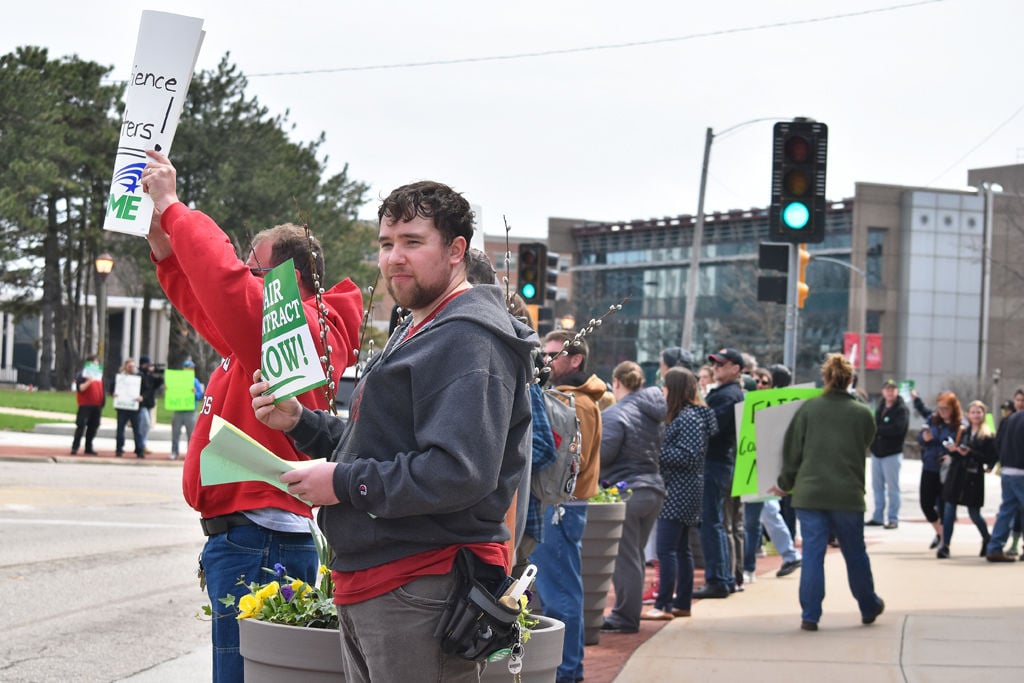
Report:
581,501,626,645
240,613,565,682
239,618,345,683
482,615,565,682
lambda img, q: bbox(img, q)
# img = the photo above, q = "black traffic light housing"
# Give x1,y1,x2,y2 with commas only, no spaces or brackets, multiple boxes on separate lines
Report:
545,251,560,302
769,119,828,244
756,242,789,304
517,242,546,304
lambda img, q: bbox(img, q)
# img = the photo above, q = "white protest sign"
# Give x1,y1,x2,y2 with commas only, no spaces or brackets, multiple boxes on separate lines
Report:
745,400,807,501
261,260,327,403
113,373,142,411
103,11,205,236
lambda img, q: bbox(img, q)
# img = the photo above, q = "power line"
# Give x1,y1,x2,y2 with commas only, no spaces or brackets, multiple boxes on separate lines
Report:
924,100,1024,187
248,0,945,78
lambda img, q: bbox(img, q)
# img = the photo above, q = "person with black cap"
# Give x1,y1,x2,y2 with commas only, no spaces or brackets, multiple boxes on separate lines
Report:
866,379,909,529
693,347,745,599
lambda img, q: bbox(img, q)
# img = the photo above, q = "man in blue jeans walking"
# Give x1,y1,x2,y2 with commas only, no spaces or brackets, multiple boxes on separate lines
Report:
694,348,745,599
986,408,1024,561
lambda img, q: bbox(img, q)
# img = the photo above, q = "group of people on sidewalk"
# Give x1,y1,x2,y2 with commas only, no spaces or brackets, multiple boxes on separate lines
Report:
71,353,202,459
69,145,1022,683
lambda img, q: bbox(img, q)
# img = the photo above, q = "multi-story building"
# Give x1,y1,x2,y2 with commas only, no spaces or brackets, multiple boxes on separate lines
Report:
501,164,1024,406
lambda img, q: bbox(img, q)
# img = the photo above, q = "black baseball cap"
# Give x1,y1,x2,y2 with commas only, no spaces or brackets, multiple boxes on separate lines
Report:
708,348,743,367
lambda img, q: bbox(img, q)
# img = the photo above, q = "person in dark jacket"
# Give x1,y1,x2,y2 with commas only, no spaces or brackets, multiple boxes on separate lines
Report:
866,379,909,529
912,390,964,551
599,361,667,633
986,406,1024,561
694,347,745,599
644,367,717,621
938,400,997,558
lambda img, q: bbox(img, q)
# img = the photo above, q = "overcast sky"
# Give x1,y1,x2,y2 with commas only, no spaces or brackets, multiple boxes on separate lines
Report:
4,0,1022,238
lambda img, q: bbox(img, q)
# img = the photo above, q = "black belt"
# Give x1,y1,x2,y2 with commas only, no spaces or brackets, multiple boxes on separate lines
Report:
200,512,254,536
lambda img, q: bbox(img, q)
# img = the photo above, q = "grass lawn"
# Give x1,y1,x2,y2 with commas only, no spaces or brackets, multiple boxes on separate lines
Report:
0,414,71,432
0,388,173,423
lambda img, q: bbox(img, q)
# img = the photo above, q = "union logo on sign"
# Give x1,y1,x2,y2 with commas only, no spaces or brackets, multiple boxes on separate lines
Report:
113,162,147,193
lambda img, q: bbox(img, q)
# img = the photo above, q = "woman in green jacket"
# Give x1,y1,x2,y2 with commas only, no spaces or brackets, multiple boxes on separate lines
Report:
771,354,885,632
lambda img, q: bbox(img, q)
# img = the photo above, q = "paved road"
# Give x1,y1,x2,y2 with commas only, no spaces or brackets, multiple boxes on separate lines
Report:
0,458,209,682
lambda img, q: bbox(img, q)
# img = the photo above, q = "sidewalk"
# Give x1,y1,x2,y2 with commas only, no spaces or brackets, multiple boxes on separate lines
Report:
3,425,1022,681
612,458,1024,682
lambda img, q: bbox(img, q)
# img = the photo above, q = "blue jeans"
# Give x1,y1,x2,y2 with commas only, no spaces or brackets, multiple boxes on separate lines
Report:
137,406,151,449
530,503,587,683
742,501,765,573
655,517,694,611
699,460,734,589
870,453,902,524
796,509,881,624
202,524,317,683
941,501,988,549
115,409,142,456
987,475,1024,554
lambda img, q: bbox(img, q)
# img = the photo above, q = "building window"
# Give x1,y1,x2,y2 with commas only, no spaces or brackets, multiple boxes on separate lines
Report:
867,228,884,289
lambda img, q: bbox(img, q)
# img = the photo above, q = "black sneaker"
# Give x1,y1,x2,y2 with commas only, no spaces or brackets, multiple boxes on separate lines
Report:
693,584,730,599
776,559,802,577
865,520,884,526
862,598,885,625
801,620,818,631
600,620,637,634
884,522,898,529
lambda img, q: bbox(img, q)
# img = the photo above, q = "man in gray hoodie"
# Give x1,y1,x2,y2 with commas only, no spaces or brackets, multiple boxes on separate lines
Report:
251,180,535,682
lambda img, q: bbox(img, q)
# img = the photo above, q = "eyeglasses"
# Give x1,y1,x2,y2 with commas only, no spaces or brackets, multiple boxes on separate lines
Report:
756,378,771,386
250,266,273,278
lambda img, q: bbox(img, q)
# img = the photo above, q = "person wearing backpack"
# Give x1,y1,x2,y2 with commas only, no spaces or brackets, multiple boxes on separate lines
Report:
530,330,605,683
507,294,559,576
598,361,666,634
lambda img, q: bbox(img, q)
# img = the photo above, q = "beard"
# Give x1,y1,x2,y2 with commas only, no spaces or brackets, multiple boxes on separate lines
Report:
385,272,448,312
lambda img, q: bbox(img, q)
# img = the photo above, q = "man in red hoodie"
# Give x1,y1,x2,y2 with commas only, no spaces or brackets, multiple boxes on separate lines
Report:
142,150,363,683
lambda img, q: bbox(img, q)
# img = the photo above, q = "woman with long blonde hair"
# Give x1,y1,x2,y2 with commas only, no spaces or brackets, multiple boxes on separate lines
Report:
938,399,998,558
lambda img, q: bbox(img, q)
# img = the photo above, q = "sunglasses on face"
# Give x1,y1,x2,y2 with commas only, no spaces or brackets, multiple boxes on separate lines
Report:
756,379,771,386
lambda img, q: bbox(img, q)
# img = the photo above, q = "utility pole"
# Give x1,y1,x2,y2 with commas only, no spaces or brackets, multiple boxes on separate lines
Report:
681,127,712,351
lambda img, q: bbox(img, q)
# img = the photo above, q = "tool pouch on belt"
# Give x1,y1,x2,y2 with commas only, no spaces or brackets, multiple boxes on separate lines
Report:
432,547,520,661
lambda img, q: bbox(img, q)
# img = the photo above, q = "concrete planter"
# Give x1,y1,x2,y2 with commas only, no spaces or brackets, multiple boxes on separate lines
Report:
482,615,565,682
581,501,626,645
239,619,345,683
240,614,565,682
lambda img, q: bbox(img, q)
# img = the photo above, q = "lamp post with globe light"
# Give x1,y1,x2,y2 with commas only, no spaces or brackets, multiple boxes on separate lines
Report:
94,252,114,365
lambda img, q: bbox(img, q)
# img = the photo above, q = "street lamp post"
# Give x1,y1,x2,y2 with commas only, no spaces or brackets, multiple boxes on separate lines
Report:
94,252,114,365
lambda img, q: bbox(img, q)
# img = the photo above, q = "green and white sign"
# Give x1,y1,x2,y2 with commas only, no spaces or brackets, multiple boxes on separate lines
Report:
261,259,326,403
164,368,196,411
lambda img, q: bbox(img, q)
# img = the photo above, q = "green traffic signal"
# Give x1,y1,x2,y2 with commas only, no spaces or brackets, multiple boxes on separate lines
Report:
782,201,810,229
520,283,537,299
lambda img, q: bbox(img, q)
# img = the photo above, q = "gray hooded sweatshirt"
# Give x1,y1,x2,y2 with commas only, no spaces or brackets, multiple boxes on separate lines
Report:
287,285,536,572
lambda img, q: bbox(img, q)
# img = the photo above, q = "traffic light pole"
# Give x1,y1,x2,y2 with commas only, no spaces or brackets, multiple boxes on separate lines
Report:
783,244,799,376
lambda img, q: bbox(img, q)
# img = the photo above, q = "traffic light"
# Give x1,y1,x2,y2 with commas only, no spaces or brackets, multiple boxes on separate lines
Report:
770,119,828,243
517,242,546,304
756,242,789,304
797,244,810,309
545,251,560,302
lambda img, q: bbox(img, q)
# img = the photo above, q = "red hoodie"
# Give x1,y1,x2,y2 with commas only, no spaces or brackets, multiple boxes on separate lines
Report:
155,202,363,518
